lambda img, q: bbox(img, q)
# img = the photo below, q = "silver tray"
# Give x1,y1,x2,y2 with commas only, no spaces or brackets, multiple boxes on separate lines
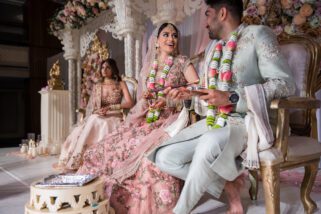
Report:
35,174,98,187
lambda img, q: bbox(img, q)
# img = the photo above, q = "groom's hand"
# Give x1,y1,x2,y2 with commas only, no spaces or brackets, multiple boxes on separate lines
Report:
198,89,230,106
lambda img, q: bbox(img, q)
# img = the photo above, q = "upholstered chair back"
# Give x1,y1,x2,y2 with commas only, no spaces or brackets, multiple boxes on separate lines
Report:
279,35,321,136
121,75,138,104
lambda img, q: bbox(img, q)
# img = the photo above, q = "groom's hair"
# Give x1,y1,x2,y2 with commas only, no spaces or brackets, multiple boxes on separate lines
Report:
204,0,243,21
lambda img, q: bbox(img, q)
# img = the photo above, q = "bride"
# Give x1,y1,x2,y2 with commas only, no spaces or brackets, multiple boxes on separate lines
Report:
77,23,199,213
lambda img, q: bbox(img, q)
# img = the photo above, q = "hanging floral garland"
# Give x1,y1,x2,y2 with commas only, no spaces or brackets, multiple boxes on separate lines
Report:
49,0,110,36
146,56,174,123
206,32,237,129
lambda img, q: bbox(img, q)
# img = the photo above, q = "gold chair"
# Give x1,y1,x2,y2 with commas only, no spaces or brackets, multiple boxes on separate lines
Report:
248,34,321,214
189,34,321,213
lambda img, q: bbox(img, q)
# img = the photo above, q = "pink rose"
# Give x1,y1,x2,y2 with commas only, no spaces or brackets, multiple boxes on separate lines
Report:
165,57,173,66
148,83,155,89
209,68,218,77
215,43,223,51
76,6,86,17
219,105,233,114
221,71,233,82
159,78,165,85
92,7,99,15
152,61,158,69
227,41,236,51
159,190,172,204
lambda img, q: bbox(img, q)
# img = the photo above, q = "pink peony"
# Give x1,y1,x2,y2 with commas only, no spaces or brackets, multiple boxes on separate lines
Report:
221,71,233,81
159,190,172,204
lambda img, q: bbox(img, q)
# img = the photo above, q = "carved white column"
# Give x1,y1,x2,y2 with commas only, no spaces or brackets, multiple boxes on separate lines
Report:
60,29,80,126
124,33,135,77
77,58,82,116
135,38,142,80
113,0,138,78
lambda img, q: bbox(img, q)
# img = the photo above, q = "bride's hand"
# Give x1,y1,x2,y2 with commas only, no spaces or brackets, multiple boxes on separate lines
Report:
150,98,166,109
143,91,153,99
167,87,192,101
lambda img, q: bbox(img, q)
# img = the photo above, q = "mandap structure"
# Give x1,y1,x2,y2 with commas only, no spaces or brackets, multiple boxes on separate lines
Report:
49,0,203,126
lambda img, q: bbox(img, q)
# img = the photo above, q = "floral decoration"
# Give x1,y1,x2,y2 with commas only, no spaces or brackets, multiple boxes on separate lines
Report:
80,35,110,108
243,0,321,37
206,32,238,129
49,0,109,36
146,56,174,124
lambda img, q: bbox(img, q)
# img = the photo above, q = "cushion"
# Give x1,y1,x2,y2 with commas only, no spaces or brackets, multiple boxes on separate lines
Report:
280,43,309,126
286,136,321,161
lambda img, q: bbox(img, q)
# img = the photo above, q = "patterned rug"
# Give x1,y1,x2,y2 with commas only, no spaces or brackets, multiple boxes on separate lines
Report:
280,170,321,193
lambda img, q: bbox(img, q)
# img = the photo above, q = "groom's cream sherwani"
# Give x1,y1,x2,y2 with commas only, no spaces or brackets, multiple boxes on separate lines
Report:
153,24,296,214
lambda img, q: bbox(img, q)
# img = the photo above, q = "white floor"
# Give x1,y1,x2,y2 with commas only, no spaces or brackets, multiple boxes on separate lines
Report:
1,147,321,214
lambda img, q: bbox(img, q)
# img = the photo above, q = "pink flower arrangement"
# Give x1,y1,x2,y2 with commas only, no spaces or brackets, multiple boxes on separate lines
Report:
218,105,234,114
243,1,321,37
220,71,233,82
49,0,110,36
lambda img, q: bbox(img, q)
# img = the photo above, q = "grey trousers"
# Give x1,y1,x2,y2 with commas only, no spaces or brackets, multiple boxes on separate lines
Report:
155,119,247,214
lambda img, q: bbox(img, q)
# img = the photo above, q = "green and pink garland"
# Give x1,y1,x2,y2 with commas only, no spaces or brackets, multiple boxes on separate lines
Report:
146,56,174,123
206,31,237,129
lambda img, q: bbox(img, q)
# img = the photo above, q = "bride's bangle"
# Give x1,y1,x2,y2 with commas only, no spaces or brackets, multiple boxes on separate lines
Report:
109,104,121,110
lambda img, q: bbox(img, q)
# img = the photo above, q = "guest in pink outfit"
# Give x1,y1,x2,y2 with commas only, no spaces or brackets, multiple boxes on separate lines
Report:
57,58,134,171
77,23,200,213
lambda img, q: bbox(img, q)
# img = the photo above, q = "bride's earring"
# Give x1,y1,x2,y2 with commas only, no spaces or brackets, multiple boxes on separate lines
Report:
155,43,159,49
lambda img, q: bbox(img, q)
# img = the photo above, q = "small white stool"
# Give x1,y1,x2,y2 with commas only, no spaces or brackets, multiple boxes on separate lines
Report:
25,178,115,214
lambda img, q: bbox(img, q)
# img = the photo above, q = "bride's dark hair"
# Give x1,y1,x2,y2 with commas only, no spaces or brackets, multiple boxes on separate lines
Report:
157,23,179,38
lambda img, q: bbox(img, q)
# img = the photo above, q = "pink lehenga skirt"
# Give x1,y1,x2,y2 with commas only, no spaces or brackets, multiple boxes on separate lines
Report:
77,100,182,213
58,113,123,171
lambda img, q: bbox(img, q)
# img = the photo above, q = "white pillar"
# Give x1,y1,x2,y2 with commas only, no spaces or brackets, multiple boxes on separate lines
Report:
124,33,135,78
67,59,77,126
77,58,82,118
135,38,142,80
60,29,80,127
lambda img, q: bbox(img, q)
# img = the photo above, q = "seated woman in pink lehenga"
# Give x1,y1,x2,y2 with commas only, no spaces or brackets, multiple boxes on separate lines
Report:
77,23,200,213
57,58,134,171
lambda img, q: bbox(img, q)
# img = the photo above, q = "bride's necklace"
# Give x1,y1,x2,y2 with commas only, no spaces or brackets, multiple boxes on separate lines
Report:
103,78,114,84
146,56,174,123
206,31,238,129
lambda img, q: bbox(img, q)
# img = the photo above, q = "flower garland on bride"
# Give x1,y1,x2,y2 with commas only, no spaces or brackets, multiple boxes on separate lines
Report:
146,56,174,123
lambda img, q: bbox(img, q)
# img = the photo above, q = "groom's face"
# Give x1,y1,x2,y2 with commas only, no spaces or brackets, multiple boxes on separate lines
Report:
205,7,221,40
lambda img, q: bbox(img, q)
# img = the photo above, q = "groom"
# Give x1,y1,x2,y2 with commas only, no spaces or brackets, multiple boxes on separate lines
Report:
154,0,295,213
